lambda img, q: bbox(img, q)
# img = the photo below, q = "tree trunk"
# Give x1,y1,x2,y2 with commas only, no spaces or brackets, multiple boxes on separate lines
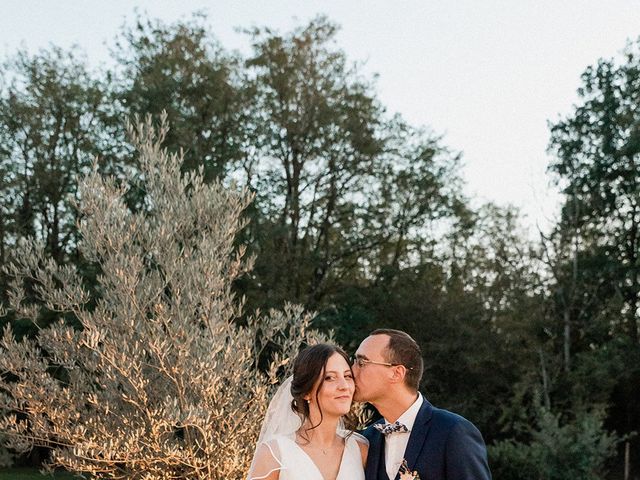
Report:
0,209,5,268
563,309,571,373
538,348,551,409
624,440,630,480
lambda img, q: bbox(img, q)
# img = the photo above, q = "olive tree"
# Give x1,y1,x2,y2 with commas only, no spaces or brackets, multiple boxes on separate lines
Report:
0,115,320,479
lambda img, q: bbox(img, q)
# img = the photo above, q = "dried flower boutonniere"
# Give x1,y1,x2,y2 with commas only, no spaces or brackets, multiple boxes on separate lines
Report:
398,459,421,480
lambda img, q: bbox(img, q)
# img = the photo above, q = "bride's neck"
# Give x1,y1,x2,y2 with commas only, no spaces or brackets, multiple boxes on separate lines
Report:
301,416,341,447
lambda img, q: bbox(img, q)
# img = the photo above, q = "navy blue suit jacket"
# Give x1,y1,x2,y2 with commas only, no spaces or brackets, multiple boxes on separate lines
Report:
362,398,491,480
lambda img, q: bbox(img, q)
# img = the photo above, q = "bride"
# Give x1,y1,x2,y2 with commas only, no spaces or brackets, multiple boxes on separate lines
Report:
248,343,368,480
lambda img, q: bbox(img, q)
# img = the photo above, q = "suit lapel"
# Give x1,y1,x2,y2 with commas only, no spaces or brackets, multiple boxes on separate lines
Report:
365,420,386,480
403,398,434,472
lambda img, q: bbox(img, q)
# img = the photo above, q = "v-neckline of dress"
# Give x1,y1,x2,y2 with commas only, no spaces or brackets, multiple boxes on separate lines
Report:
286,435,349,480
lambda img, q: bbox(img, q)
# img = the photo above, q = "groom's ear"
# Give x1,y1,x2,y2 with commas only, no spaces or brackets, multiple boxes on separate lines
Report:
390,365,407,384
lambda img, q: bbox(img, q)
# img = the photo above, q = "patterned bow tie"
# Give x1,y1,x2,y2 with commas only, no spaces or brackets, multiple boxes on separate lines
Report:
373,420,409,436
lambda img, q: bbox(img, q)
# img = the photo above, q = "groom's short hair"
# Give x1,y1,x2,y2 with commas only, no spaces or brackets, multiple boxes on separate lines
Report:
371,329,424,391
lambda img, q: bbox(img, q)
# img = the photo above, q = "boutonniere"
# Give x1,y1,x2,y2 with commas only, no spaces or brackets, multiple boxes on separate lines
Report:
398,459,421,480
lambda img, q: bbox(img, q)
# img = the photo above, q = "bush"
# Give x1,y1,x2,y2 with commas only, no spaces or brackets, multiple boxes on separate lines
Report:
0,115,322,479
0,437,13,468
489,407,621,480
489,439,539,480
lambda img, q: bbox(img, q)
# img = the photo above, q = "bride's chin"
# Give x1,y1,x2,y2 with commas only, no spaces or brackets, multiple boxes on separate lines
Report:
335,406,352,416
322,406,351,418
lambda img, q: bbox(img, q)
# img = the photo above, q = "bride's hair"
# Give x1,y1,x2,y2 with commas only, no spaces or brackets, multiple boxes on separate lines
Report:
290,343,352,441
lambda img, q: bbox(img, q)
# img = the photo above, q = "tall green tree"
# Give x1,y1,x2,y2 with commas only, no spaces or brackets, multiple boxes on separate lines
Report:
0,47,112,265
243,17,383,307
0,47,119,340
242,18,467,310
548,39,640,472
549,40,640,343
112,14,247,182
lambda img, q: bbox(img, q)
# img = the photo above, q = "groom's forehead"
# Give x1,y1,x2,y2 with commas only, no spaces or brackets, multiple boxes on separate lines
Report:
357,334,390,357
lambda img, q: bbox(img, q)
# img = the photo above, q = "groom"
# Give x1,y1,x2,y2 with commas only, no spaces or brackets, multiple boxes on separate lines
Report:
353,329,491,480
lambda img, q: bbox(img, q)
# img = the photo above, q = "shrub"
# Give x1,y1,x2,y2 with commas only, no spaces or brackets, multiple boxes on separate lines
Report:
0,115,322,479
489,407,621,480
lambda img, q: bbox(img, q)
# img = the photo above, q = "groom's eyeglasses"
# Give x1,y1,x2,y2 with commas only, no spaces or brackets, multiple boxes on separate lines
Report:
351,356,411,369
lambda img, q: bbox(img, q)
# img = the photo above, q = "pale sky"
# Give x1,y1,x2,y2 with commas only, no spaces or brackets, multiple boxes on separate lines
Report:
2,0,640,235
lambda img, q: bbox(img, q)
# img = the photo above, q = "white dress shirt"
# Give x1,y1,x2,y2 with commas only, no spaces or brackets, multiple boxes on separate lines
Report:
384,393,424,480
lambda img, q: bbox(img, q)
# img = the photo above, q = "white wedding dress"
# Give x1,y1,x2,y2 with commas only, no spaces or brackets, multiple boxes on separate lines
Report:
248,376,367,480
250,431,367,480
